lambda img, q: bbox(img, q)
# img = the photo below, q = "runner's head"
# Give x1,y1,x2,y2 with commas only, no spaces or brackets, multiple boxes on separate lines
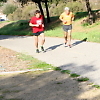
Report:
34,10,41,18
64,7,70,14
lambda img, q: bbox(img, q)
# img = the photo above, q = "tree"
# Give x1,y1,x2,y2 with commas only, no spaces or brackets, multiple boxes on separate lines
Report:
85,0,95,24
0,0,6,2
43,0,50,23
32,0,51,23
18,0,51,23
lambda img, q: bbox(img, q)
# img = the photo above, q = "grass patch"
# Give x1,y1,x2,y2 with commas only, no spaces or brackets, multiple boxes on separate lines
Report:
70,73,80,78
56,82,62,84
0,20,32,36
61,70,70,74
29,62,55,71
7,99,22,100
77,77,89,82
17,53,55,71
0,16,100,43
2,90,20,94
93,85,100,89
0,95,4,99
54,67,62,71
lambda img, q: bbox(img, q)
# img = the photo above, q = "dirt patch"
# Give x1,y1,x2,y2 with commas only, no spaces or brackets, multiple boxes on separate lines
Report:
0,71,100,100
0,46,30,72
0,46,100,100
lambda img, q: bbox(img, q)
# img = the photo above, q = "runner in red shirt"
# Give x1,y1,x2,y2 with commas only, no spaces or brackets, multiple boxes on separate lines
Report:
29,10,45,53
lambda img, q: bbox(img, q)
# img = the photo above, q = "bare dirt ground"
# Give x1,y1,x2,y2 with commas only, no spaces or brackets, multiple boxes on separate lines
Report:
0,70,100,100
0,46,30,72
0,46,100,100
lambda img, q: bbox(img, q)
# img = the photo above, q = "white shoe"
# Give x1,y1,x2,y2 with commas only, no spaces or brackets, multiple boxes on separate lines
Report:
64,43,67,47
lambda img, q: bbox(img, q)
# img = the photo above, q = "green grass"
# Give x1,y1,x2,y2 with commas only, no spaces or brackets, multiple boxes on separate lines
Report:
70,73,80,78
0,16,100,43
93,85,100,89
17,53,55,71
0,20,32,36
2,90,20,94
77,77,89,82
61,70,70,74
72,30,100,43
45,26,63,37
7,99,22,100
54,67,62,71
0,95,4,99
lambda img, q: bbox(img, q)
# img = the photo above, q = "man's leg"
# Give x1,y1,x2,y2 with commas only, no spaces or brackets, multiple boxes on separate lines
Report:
40,33,45,51
40,33,45,46
34,36,39,53
64,31,68,45
67,30,72,47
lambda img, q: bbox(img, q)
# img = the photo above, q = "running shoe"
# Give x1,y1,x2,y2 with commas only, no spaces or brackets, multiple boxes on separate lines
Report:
36,49,39,53
64,43,67,47
41,46,45,51
68,45,72,48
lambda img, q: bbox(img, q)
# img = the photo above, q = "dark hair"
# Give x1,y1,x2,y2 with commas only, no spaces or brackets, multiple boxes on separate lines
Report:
34,10,41,16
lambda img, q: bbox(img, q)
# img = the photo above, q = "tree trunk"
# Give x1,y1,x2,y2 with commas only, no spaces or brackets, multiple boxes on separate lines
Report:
44,0,51,23
85,0,92,17
85,0,95,24
37,1,45,23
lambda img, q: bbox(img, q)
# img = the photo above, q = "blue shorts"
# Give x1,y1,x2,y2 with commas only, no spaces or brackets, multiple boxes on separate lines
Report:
33,31,44,36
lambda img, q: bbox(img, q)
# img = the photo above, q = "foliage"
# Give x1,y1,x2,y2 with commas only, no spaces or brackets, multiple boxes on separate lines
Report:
70,73,80,78
0,20,31,35
0,2,3,6
18,53,55,71
49,1,85,17
54,67,62,71
3,4,17,15
61,70,70,74
8,3,37,21
93,85,100,89
0,0,6,2
77,77,89,82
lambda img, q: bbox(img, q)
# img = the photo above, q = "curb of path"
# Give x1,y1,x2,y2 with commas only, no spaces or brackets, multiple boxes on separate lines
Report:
0,69,43,74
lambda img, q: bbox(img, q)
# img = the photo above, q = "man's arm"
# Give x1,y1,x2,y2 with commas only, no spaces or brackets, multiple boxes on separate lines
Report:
59,14,67,23
59,14,64,22
72,14,75,21
29,23,39,27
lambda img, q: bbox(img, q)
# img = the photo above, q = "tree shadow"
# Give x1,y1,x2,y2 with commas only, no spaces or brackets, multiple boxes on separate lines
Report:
72,38,87,47
45,43,63,52
0,35,29,40
0,70,99,100
59,62,100,84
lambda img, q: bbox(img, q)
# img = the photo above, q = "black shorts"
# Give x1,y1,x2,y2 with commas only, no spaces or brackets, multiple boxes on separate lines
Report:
63,25,72,32
33,31,44,36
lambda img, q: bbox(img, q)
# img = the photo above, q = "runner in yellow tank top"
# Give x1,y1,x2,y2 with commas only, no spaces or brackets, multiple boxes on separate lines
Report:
59,7,74,48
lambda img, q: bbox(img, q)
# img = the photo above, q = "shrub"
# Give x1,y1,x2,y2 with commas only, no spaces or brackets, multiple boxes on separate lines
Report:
3,4,17,15
49,1,85,17
66,1,85,13
7,3,37,21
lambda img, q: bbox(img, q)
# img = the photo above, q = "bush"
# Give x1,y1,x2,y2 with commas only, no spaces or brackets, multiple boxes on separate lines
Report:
7,3,37,21
49,1,85,17
66,1,85,13
3,4,17,15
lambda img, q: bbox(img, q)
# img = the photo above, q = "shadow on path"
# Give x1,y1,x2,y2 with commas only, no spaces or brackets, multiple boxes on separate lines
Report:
0,35,28,40
59,62,96,75
45,43,63,52
72,38,87,47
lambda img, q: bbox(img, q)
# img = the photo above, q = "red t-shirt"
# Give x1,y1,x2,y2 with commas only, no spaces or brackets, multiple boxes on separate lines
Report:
30,15,44,33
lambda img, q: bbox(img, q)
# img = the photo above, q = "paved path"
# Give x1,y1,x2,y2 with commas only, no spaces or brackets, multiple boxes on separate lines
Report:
0,35,100,85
